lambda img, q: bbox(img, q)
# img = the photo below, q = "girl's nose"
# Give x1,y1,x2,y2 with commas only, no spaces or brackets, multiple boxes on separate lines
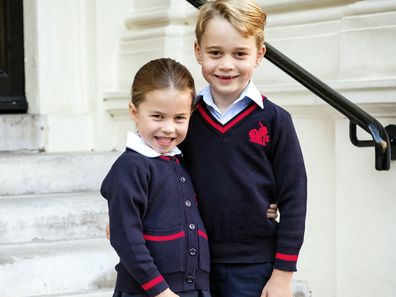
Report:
161,124,175,133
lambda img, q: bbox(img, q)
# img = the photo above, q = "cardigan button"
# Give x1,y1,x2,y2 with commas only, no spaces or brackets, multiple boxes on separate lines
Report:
180,177,186,183
186,275,194,283
189,248,197,256
188,223,196,231
185,200,192,207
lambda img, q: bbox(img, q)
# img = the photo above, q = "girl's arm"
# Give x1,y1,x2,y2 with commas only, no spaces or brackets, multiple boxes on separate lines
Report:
101,154,169,297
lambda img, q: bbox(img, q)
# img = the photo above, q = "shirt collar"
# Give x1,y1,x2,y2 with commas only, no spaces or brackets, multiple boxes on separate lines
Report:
126,132,181,158
196,81,264,110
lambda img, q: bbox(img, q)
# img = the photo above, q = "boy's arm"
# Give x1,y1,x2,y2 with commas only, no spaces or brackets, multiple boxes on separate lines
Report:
270,108,307,271
105,202,278,240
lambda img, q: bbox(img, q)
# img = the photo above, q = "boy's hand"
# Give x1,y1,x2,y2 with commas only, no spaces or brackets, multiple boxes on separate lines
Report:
261,269,292,297
267,203,278,220
155,288,179,297
106,223,110,240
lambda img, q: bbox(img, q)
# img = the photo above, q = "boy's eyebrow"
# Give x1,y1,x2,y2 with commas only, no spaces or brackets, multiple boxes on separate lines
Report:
205,45,252,51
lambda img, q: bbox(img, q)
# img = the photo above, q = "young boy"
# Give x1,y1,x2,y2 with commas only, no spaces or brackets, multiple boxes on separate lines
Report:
181,1,307,296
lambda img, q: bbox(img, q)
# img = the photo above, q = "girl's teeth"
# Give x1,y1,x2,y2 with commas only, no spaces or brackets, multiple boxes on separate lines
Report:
157,137,172,144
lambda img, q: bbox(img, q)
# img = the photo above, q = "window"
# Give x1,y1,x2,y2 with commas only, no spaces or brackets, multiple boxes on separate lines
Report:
0,0,27,113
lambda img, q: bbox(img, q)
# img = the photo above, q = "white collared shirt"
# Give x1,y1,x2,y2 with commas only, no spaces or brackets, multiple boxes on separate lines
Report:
197,81,264,125
126,132,182,158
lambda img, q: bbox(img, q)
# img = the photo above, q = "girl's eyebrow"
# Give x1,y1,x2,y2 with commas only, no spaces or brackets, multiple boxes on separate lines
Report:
205,46,222,50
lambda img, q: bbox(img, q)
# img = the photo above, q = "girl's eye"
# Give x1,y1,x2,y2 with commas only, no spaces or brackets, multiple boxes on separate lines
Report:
151,114,163,119
175,116,187,121
209,51,221,57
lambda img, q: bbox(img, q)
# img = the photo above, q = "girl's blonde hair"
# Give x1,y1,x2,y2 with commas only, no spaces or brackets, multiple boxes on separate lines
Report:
195,0,267,50
131,58,195,108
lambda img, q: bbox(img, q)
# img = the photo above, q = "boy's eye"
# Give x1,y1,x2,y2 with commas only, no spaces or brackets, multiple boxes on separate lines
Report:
151,114,163,119
235,51,248,57
175,116,187,121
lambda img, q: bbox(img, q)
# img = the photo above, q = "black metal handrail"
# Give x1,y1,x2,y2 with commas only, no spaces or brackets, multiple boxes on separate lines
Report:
186,0,394,171
265,43,392,171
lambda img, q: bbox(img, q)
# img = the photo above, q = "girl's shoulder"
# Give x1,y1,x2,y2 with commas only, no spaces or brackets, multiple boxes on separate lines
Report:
108,148,150,176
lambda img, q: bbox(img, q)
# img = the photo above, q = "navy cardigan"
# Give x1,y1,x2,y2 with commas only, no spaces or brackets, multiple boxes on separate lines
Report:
101,149,210,296
181,97,307,271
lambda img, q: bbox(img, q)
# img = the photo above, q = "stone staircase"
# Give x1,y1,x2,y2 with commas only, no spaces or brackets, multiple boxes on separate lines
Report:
0,115,311,297
0,150,120,297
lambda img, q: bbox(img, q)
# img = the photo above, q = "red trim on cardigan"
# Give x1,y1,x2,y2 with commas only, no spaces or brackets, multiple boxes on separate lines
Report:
198,230,208,240
143,231,185,242
197,101,258,134
159,155,180,164
275,252,298,262
141,275,164,291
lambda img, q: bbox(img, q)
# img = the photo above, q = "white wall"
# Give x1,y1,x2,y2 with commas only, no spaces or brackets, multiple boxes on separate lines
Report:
23,0,396,296
102,2,396,296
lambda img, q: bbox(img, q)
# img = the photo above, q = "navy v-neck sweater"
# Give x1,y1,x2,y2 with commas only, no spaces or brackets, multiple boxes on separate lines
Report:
181,97,307,271
101,149,210,296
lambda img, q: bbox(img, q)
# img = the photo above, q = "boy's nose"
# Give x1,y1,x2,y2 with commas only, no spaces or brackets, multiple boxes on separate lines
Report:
219,55,234,70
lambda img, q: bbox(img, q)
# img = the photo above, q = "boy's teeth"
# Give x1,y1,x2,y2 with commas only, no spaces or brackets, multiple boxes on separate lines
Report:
217,75,235,79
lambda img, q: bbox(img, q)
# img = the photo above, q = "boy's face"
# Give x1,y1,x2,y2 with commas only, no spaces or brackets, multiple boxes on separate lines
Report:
194,16,265,105
129,87,192,154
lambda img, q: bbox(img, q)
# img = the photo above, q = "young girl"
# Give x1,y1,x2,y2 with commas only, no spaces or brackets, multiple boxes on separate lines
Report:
101,58,211,297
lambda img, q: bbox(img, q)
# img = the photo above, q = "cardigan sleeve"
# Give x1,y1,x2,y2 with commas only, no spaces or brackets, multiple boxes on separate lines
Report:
270,108,307,271
100,153,169,296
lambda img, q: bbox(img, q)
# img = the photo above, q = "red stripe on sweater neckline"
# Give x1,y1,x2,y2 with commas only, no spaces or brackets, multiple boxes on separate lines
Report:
197,100,259,134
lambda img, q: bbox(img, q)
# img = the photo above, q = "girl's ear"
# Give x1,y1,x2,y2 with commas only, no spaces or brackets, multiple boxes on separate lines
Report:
255,44,266,67
129,102,138,121
194,41,202,65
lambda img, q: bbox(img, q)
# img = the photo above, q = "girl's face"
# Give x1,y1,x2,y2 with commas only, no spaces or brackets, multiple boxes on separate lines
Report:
129,87,193,154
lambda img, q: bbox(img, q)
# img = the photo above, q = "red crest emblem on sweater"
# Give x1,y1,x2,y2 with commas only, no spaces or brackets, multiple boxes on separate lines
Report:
249,121,270,146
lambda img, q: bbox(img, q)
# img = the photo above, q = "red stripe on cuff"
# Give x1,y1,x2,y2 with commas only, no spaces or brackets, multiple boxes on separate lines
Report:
142,275,164,291
198,230,208,240
143,231,185,241
275,252,298,262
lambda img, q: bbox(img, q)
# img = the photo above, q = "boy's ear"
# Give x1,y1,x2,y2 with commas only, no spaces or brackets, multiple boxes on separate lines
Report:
129,102,138,121
255,44,266,67
194,41,202,65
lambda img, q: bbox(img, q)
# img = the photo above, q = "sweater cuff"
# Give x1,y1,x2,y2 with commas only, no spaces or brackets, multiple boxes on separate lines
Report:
273,247,300,271
141,275,169,297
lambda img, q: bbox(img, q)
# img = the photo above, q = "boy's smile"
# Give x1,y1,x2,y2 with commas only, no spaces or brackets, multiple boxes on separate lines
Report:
195,16,264,111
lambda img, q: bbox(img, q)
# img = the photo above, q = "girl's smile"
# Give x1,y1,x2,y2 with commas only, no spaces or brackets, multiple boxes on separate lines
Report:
129,87,192,154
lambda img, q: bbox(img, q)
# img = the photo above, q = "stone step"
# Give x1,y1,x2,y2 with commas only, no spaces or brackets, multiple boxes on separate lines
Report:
0,238,118,297
0,192,108,244
0,151,119,195
32,289,113,297
0,114,45,152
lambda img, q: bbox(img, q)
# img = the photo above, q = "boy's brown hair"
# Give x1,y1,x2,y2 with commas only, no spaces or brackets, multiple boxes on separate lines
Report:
195,0,267,50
